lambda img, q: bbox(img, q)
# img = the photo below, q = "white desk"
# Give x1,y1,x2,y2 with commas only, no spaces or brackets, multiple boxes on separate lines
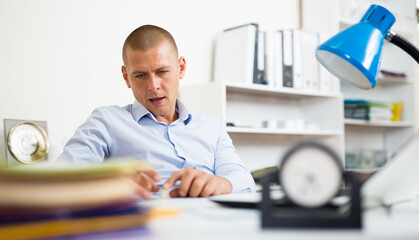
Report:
140,196,419,240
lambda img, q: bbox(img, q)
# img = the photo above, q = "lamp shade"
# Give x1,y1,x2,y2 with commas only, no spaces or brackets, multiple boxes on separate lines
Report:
316,5,395,89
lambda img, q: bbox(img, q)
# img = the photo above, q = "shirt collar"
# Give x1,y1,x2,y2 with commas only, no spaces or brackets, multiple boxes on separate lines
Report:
131,98,192,125
176,99,192,125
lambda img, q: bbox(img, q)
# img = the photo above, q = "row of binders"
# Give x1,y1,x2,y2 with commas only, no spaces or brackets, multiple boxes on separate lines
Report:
214,23,337,92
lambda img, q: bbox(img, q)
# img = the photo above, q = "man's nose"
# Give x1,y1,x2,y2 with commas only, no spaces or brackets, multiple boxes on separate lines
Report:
149,74,161,91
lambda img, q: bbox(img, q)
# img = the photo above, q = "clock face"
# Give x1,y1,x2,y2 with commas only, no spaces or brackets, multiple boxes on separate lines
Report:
279,143,343,208
7,122,49,164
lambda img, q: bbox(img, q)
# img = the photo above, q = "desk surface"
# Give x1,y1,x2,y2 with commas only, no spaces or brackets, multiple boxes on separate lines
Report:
139,195,419,240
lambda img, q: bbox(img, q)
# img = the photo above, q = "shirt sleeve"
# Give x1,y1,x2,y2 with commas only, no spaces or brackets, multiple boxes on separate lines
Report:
214,125,256,193
56,108,112,164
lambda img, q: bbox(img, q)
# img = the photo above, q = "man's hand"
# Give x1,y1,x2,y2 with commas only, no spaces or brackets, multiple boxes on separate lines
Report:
163,167,232,198
132,170,161,200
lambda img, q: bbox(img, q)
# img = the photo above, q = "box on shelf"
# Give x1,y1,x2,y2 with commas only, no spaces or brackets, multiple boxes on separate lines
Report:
345,148,387,170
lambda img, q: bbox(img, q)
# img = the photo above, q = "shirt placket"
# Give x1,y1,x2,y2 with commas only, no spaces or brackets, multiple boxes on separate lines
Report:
166,123,188,166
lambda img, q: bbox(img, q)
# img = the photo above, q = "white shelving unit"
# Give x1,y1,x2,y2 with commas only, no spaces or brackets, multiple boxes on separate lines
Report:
180,81,344,171
302,0,418,173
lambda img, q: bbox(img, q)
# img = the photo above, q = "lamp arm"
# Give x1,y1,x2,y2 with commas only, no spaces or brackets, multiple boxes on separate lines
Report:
386,31,419,64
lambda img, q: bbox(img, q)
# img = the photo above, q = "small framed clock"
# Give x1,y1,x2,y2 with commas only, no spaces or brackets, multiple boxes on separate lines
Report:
4,119,49,165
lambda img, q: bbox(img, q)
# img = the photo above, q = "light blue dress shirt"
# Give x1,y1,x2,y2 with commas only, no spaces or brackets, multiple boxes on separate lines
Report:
57,99,255,193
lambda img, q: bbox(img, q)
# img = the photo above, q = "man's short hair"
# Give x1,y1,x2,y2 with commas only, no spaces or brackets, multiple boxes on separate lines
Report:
122,25,178,64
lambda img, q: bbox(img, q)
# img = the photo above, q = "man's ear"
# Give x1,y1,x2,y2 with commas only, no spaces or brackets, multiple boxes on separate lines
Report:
121,66,131,88
178,57,186,80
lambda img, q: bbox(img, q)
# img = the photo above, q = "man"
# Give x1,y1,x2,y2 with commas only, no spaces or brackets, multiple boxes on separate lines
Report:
57,25,255,199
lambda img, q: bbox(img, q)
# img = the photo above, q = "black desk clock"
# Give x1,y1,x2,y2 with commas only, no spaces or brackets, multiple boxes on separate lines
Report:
260,141,362,229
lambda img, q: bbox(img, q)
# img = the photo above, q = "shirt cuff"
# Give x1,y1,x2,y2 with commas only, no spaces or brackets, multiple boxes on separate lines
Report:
218,169,256,193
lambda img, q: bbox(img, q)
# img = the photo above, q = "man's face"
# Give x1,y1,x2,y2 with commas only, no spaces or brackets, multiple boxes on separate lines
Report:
122,42,186,124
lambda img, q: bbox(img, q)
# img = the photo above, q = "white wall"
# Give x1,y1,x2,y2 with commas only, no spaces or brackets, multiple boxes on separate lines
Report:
0,0,300,163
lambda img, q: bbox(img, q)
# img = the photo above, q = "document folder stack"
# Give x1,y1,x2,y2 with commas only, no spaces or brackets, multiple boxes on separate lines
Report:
0,160,153,240
214,23,337,93
344,99,402,122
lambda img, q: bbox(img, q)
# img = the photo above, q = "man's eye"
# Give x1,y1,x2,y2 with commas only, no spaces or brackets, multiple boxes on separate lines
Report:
135,74,144,78
158,70,168,75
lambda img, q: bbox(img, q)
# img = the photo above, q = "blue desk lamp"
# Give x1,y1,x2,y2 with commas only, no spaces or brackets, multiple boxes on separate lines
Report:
316,4,419,209
316,4,419,90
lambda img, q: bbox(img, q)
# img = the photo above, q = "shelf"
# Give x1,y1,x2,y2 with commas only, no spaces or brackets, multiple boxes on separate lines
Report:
227,126,341,136
345,168,380,174
377,74,412,85
225,82,341,99
344,119,414,127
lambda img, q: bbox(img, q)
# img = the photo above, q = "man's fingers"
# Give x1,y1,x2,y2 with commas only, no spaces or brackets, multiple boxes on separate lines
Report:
135,185,152,200
200,178,218,197
169,188,181,198
176,168,197,197
164,168,232,198
135,172,159,192
188,175,209,197
144,170,161,182
163,170,182,190
150,183,159,192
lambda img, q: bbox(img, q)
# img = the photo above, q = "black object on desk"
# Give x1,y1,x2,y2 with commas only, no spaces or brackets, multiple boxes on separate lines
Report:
260,171,362,229
210,187,289,209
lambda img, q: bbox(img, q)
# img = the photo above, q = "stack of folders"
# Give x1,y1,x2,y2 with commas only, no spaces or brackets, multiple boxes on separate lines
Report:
213,23,336,93
344,99,403,122
0,160,154,240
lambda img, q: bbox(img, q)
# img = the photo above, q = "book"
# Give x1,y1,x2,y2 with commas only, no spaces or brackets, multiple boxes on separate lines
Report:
0,209,150,240
274,30,284,89
264,30,283,88
0,158,153,179
264,30,275,87
255,31,266,84
344,99,391,108
0,198,141,224
281,29,293,88
64,226,150,240
300,30,319,91
292,29,303,89
390,102,403,121
0,177,140,209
